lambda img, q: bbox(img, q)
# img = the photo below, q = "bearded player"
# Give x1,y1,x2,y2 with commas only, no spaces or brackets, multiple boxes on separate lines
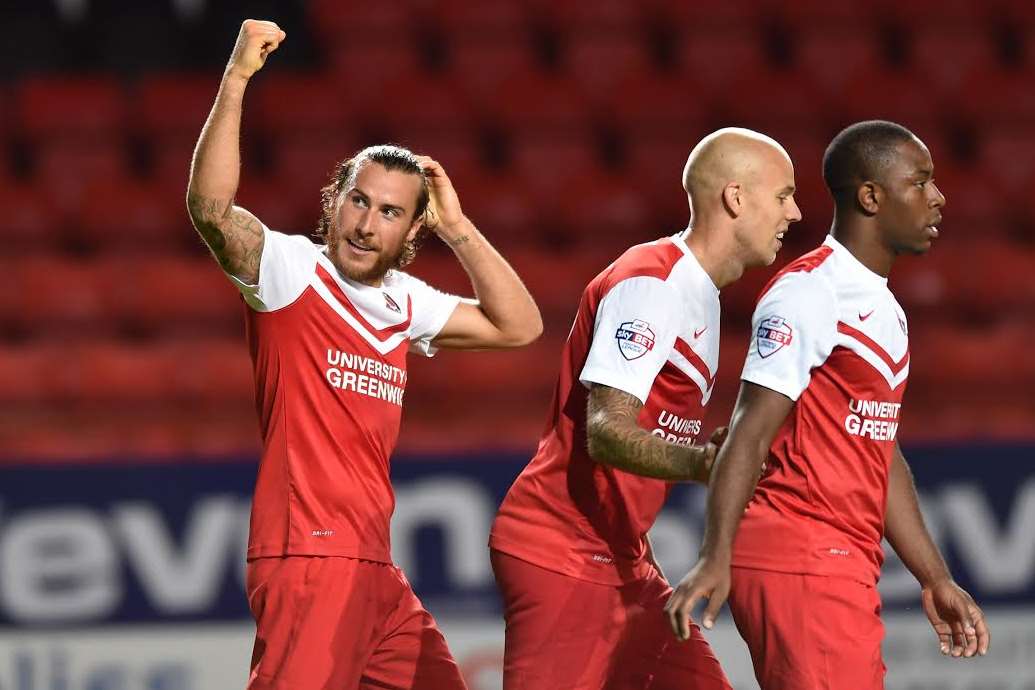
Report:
186,20,541,690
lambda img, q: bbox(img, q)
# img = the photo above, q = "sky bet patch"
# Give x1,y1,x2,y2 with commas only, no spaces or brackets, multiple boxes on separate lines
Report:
757,315,793,358
616,319,655,360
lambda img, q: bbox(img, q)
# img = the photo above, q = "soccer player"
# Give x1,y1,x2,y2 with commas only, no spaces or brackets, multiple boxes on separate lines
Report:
664,120,990,689
489,128,802,689
186,20,542,690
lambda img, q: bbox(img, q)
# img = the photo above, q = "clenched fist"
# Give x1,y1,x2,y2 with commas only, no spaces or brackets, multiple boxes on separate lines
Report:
226,19,286,80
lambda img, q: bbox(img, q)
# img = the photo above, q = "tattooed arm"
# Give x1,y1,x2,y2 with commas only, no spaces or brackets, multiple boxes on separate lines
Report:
186,20,285,283
585,384,725,483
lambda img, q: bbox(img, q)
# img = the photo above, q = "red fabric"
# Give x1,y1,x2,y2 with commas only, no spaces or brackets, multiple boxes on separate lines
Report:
491,550,731,690
728,567,885,690
246,556,466,690
245,287,409,563
490,239,709,585
733,247,906,585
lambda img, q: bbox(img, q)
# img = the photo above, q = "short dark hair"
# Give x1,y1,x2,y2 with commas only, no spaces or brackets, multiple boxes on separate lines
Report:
822,120,918,206
316,144,430,268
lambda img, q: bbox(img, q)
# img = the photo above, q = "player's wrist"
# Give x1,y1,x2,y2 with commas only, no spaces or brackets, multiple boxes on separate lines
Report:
223,66,254,87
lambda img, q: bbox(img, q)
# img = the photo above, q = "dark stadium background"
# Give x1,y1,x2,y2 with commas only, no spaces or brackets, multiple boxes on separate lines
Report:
1,2,1032,689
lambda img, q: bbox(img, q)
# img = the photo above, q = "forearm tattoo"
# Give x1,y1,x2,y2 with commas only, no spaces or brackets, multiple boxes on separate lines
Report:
187,192,263,280
586,385,703,481
446,233,471,246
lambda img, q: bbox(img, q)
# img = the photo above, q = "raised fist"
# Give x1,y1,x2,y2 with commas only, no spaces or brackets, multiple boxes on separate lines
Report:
226,19,286,80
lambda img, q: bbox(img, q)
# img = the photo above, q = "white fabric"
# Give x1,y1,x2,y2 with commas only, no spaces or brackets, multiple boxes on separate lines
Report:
741,234,910,399
579,276,683,404
226,226,460,357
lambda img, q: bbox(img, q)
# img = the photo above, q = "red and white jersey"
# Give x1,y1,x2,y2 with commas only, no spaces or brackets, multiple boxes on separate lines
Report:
732,235,909,584
228,226,460,563
491,234,720,585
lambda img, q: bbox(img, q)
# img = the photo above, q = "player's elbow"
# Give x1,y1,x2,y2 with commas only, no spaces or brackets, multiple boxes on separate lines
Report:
585,416,619,466
495,313,543,348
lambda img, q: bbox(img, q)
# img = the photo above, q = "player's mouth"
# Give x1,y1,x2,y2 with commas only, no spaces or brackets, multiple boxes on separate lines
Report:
925,215,942,239
346,238,377,254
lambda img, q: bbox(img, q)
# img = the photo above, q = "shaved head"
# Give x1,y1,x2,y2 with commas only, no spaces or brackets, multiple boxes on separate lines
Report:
682,128,792,214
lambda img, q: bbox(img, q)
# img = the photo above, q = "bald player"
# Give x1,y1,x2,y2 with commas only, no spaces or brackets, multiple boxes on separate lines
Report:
664,120,989,689
489,128,802,690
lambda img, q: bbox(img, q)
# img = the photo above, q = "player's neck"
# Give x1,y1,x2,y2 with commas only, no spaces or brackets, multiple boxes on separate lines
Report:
829,222,895,278
682,225,738,289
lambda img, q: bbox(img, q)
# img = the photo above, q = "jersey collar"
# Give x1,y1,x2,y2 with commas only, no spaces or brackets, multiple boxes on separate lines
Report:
823,235,888,288
671,232,720,297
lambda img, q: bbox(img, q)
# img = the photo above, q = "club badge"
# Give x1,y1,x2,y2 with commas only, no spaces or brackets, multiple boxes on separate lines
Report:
615,319,656,361
757,315,793,358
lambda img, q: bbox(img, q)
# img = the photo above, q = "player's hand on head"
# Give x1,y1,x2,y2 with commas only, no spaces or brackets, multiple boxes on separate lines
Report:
922,581,989,659
663,556,731,641
227,19,286,80
417,156,465,233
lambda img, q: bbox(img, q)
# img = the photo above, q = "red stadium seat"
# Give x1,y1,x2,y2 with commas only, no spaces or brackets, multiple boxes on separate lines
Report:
477,72,592,135
370,73,477,143
796,29,885,101
956,68,1035,127
674,27,767,94
95,255,244,338
837,67,941,133
325,38,426,95
0,182,64,255
32,141,131,217
976,128,1035,201
449,34,541,103
509,129,599,200
563,31,654,107
910,28,1001,98
308,0,417,47
251,72,352,137
133,73,218,141
530,0,644,34
271,136,363,201
927,159,1002,229
625,132,695,227
719,67,832,131
236,172,315,235
426,0,529,35
453,168,545,250
78,176,188,253
15,76,128,140
555,169,656,255
0,257,108,340
597,72,710,136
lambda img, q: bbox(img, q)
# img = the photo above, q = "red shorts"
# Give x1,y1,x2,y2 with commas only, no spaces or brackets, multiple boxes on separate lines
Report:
491,549,732,690
245,556,467,690
728,566,886,690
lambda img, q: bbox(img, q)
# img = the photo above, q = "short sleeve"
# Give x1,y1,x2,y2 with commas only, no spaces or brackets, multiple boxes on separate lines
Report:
579,276,682,404
398,272,462,357
740,271,837,401
226,225,318,312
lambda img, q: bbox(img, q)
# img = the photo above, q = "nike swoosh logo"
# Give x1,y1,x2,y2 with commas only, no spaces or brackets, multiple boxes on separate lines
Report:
859,310,875,321
694,327,707,339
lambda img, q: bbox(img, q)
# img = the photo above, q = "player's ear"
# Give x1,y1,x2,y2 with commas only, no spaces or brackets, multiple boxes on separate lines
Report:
722,182,742,218
857,182,880,215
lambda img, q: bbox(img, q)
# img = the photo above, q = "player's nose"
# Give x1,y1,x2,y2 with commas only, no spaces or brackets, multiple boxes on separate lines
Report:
788,196,803,222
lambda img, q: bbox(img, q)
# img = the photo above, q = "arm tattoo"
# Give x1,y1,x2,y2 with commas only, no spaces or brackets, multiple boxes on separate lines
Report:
187,192,264,281
447,234,471,247
586,384,705,482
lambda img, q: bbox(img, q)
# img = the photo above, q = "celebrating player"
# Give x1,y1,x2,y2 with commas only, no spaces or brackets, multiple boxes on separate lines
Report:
186,20,541,690
664,120,990,689
489,128,802,689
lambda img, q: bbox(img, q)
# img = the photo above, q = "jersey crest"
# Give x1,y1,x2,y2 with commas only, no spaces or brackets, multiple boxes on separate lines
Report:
615,319,656,361
757,315,793,358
